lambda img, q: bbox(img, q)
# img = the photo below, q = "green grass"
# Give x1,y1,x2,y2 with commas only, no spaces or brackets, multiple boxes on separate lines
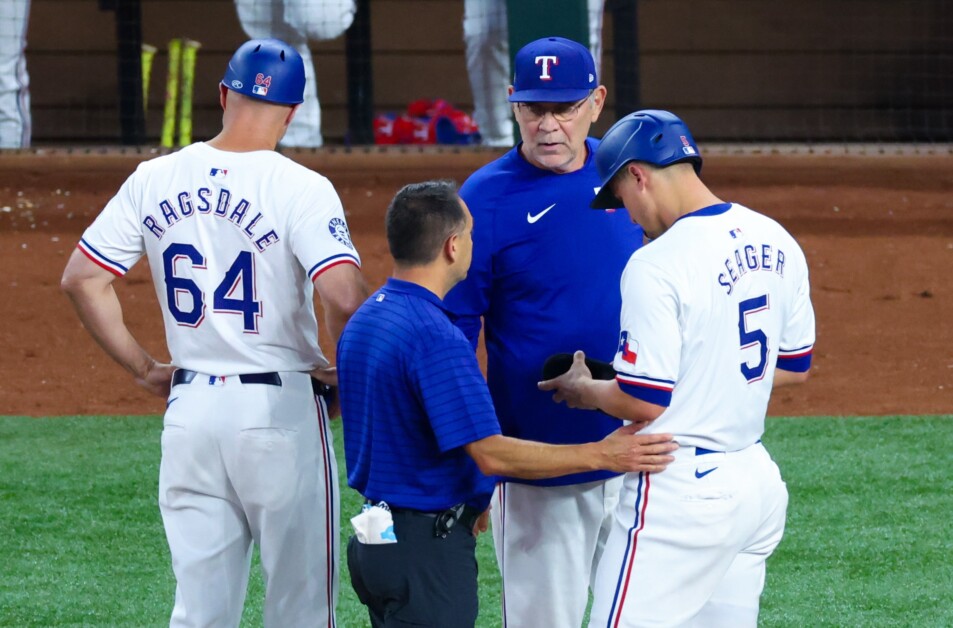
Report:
1,415,951,627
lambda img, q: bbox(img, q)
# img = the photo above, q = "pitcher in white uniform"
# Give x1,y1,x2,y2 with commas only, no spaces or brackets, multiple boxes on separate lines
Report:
541,109,815,628
61,38,367,627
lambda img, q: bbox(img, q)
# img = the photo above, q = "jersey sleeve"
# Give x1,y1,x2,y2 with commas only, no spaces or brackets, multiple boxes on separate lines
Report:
77,168,147,276
777,251,815,372
443,193,494,349
411,332,501,452
612,259,681,406
289,176,361,281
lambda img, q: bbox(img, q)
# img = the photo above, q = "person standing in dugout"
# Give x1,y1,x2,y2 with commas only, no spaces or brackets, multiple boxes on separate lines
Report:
443,36,646,627
541,110,815,627
336,180,678,628
61,38,367,627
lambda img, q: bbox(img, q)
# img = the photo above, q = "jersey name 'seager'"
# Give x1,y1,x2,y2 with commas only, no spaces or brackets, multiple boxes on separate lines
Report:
718,241,785,295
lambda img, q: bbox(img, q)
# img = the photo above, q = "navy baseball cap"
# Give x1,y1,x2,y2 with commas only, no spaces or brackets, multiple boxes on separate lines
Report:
509,36,597,103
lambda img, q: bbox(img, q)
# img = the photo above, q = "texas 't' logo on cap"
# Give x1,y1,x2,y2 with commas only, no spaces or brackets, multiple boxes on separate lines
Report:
536,55,559,80
510,37,597,104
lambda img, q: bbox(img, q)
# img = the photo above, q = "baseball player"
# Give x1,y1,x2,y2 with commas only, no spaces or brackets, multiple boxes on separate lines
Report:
463,0,604,146
541,110,815,627
61,39,367,627
234,0,356,147
0,0,30,148
443,37,644,627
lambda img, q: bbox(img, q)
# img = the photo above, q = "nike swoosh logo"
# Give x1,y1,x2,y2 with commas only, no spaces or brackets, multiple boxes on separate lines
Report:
527,203,556,224
695,467,718,479
166,397,179,409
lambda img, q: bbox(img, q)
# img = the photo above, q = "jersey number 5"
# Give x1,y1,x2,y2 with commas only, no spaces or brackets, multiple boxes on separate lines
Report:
738,294,770,383
163,243,262,333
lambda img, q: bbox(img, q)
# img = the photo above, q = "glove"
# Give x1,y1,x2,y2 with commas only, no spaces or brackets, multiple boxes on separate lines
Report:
541,353,616,381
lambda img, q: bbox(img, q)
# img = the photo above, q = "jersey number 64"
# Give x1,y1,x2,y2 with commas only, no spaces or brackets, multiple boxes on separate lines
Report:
163,243,262,333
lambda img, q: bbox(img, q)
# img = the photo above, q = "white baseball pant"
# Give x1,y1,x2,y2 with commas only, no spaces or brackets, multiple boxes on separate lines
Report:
589,442,788,628
0,0,30,148
492,476,622,627
160,371,339,628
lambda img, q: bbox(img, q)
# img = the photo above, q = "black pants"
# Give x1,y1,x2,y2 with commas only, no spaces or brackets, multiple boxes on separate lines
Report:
347,509,479,627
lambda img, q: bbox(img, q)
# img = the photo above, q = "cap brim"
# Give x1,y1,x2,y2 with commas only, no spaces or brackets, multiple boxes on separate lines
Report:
591,185,622,210
509,88,592,103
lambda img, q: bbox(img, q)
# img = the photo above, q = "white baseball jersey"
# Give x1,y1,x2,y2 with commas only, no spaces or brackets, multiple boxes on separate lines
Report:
612,202,815,449
78,142,360,375
590,201,813,627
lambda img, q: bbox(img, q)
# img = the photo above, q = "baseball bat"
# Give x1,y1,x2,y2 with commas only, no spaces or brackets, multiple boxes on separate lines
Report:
161,38,182,149
178,39,202,147
141,44,157,115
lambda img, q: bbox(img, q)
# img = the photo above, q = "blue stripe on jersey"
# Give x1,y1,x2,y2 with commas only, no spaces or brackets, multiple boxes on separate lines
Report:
79,238,129,274
308,253,360,279
617,378,673,407
777,352,812,372
673,202,733,225
337,278,500,512
778,343,814,372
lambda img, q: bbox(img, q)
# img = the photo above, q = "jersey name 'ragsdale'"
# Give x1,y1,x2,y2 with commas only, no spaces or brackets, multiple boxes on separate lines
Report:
78,142,360,375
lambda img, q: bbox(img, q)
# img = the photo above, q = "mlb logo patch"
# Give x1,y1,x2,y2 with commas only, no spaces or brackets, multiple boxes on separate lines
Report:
730,227,743,239
618,331,639,365
680,135,696,155
252,84,268,96
210,168,228,178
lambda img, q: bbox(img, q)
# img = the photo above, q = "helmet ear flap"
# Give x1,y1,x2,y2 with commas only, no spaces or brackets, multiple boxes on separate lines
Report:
221,38,306,106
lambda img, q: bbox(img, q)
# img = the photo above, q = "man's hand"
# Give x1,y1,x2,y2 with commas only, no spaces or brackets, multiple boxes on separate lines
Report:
598,425,678,473
310,365,338,387
136,361,175,398
538,350,597,409
472,509,490,537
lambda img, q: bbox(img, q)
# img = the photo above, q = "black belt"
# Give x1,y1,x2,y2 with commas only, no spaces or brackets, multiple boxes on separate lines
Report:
172,369,282,387
369,501,483,539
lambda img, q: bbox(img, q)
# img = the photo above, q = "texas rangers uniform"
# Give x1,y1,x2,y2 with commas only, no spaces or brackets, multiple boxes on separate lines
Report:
444,137,644,627
590,202,815,627
78,142,360,627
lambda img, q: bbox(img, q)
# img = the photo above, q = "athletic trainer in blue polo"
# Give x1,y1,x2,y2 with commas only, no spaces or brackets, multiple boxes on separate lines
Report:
336,180,677,628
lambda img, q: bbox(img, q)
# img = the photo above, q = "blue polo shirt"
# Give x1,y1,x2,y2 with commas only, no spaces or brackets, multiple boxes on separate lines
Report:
444,138,644,486
337,278,501,512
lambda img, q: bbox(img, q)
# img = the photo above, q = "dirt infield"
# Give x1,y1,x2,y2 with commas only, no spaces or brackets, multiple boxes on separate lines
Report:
1,148,950,417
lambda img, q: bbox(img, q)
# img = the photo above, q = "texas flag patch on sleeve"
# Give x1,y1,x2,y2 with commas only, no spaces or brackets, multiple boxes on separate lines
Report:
617,331,639,365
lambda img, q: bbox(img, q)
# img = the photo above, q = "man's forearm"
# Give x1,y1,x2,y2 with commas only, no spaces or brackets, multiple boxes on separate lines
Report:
466,435,602,479
466,428,676,479
64,279,156,379
584,379,665,424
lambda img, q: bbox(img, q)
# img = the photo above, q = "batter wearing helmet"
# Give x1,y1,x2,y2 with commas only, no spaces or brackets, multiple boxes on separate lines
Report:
61,39,367,627
444,36,645,627
541,110,815,627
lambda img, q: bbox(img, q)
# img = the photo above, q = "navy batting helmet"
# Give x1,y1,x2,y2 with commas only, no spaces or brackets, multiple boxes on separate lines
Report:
221,39,305,105
591,110,702,209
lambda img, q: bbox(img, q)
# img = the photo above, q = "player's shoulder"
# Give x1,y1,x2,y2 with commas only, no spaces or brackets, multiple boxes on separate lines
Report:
730,203,803,246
